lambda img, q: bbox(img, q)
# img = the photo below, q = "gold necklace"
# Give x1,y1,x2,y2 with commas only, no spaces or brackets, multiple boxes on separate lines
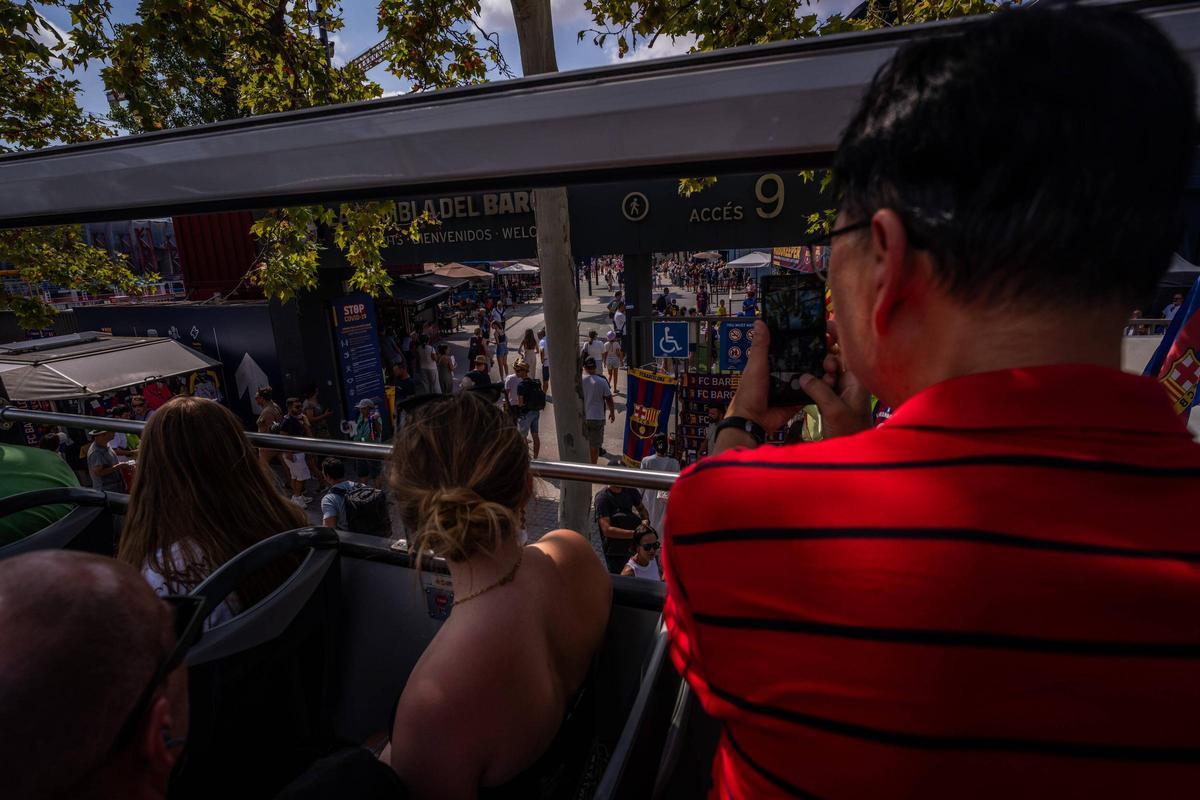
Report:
452,548,523,607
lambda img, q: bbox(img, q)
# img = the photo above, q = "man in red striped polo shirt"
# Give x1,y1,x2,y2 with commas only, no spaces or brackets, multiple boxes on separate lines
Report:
663,6,1200,798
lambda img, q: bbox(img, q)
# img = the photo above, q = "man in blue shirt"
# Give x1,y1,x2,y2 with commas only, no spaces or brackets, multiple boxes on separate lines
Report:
319,458,363,529
740,289,758,316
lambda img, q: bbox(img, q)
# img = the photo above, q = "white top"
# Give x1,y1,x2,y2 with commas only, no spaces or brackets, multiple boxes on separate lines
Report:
504,373,522,406
613,310,627,333
538,336,550,368
624,557,662,581
417,344,437,370
581,373,612,420
142,541,240,631
583,339,605,364
1164,303,1182,321
603,340,621,360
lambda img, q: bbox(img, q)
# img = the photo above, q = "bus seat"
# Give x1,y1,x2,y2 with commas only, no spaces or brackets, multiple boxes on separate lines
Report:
0,487,126,559
651,683,721,800
168,527,342,800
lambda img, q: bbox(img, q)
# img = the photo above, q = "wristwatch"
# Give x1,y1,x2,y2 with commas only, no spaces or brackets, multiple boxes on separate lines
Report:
714,415,766,445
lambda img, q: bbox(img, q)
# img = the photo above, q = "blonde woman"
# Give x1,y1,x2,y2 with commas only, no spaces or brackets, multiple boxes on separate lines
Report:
385,391,610,797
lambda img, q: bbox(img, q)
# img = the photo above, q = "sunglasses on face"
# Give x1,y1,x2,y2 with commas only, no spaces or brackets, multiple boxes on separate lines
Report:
641,542,661,552
108,594,206,755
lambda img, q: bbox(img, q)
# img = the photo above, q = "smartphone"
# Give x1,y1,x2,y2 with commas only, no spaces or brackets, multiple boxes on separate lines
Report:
760,273,828,406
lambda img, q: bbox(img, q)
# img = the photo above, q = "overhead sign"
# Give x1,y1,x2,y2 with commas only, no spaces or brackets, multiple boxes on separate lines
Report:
332,294,386,415
652,321,690,359
718,320,756,372
328,171,828,265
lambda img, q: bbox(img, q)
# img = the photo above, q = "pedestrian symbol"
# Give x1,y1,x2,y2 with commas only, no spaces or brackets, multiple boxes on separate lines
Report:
652,321,689,358
621,191,650,222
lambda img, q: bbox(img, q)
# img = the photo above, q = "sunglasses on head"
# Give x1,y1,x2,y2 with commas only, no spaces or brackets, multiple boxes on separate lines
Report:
641,541,661,551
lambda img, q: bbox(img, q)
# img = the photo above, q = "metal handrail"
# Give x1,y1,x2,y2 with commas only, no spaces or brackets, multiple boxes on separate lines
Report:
0,406,678,491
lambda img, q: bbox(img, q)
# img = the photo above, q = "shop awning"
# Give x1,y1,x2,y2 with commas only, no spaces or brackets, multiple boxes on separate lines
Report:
723,252,772,269
494,263,540,275
0,331,221,401
428,262,493,281
391,277,449,305
412,273,469,290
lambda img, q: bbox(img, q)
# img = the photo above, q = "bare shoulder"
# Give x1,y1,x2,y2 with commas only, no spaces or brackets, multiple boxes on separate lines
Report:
390,661,488,798
534,531,607,580
531,530,611,618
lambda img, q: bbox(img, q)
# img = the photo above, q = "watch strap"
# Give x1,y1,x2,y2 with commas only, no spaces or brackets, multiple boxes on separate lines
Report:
715,415,766,445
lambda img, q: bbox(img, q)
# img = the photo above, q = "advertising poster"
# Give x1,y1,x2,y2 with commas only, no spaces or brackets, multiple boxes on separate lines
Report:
332,294,386,416
678,373,739,464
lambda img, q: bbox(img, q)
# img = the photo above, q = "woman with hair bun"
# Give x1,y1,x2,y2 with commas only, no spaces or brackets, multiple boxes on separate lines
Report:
386,390,610,798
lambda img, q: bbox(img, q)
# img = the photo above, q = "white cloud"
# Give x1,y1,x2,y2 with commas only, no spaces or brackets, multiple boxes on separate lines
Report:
609,33,698,64
478,0,515,32
327,31,347,67
479,0,591,34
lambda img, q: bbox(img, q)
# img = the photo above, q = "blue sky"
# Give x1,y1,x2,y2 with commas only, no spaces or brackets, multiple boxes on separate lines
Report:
37,0,862,119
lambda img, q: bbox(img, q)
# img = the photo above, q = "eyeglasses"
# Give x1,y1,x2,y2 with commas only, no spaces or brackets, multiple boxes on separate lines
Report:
800,219,871,282
107,594,207,755
641,542,661,552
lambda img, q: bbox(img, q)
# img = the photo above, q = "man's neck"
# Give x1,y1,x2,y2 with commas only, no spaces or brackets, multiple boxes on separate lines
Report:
883,303,1126,407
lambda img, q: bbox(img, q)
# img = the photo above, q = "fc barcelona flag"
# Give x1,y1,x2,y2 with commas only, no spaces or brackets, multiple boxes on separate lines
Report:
1144,275,1200,416
623,368,678,467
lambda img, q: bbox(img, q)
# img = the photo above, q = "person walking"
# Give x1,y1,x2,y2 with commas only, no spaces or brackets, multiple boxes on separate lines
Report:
581,357,615,464
519,328,539,374
639,433,680,533
436,344,456,396
537,328,550,394
415,334,440,394
278,411,312,508
581,330,605,369
603,331,622,392
492,320,510,380
515,364,545,459
348,398,383,487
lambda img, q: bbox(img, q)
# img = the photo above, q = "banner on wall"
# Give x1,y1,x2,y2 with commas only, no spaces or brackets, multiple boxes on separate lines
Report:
332,294,386,416
622,368,678,467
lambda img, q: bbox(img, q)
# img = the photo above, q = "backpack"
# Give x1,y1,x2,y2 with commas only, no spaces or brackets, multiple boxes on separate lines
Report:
519,378,546,411
330,485,391,537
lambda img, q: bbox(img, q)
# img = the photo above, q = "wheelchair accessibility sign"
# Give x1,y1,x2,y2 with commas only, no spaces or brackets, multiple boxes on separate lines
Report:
652,321,690,358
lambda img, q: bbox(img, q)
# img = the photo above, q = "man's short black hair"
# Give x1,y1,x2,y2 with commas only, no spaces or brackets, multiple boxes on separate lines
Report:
832,5,1197,307
322,457,345,480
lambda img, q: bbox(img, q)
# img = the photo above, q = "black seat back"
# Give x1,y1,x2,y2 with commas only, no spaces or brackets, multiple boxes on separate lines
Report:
0,487,126,559
169,527,342,800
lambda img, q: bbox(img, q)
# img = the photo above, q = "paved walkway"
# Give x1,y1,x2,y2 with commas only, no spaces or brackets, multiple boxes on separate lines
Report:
293,270,753,549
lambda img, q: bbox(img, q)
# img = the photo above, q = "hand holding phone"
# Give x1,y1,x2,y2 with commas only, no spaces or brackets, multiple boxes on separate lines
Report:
760,273,828,406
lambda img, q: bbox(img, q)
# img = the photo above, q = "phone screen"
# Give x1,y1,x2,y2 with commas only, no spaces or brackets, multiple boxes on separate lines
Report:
760,273,828,406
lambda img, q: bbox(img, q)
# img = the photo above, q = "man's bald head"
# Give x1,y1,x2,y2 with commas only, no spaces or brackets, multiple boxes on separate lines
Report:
0,551,173,800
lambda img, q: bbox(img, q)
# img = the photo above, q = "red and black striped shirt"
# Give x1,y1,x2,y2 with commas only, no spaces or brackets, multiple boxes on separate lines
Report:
663,365,1200,799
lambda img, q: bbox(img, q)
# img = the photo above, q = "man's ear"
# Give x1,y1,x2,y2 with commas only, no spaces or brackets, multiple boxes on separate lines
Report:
868,209,921,336
139,693,182,772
